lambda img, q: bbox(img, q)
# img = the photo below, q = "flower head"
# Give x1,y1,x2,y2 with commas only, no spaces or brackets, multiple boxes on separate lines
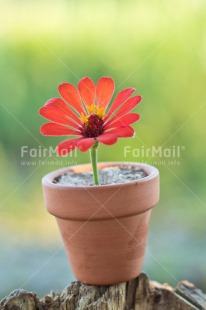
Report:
39,76,141,155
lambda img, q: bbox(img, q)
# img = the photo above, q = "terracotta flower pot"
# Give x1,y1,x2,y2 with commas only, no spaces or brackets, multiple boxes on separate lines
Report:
42,162,159,285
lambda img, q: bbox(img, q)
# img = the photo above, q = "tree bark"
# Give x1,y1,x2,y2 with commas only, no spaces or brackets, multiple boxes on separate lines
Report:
1,273,206,310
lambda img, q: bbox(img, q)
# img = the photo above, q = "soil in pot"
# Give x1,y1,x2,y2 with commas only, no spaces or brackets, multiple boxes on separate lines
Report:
53,165,148,186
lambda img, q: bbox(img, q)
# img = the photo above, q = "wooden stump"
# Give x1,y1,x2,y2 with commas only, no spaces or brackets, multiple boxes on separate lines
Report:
1,273,206,310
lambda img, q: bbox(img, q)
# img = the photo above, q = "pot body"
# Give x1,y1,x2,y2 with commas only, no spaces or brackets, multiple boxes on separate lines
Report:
42,162,159,285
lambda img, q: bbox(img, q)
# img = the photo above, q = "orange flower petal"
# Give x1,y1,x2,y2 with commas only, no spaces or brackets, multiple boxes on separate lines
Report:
40,123,81,136
107,126,134,137
39,98,82,126
77,138,95,152
104,88,135,122
97,133,117,145
58,83,85,115
78,77,95,107
106,95,141,125
96,77,115,109
104,113,140,130
56,137,83,156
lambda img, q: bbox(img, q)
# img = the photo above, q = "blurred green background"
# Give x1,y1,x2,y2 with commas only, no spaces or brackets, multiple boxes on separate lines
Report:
0,0,206,299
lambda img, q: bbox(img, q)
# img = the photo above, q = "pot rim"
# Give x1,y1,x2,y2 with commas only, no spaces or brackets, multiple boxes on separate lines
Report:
42,162,159,190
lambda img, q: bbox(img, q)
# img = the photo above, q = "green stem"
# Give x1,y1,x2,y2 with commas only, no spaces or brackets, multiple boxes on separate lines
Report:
90,141,99,185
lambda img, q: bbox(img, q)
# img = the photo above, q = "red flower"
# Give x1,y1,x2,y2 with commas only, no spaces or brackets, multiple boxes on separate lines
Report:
39,77,141,155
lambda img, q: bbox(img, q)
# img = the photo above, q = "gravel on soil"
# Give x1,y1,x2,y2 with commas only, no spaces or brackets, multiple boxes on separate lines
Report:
53,165,147,186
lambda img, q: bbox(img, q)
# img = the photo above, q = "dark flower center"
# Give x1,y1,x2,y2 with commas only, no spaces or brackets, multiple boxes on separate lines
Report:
82,114,104,138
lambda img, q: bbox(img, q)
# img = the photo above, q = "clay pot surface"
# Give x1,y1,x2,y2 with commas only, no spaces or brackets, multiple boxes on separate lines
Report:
42,162,159,285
